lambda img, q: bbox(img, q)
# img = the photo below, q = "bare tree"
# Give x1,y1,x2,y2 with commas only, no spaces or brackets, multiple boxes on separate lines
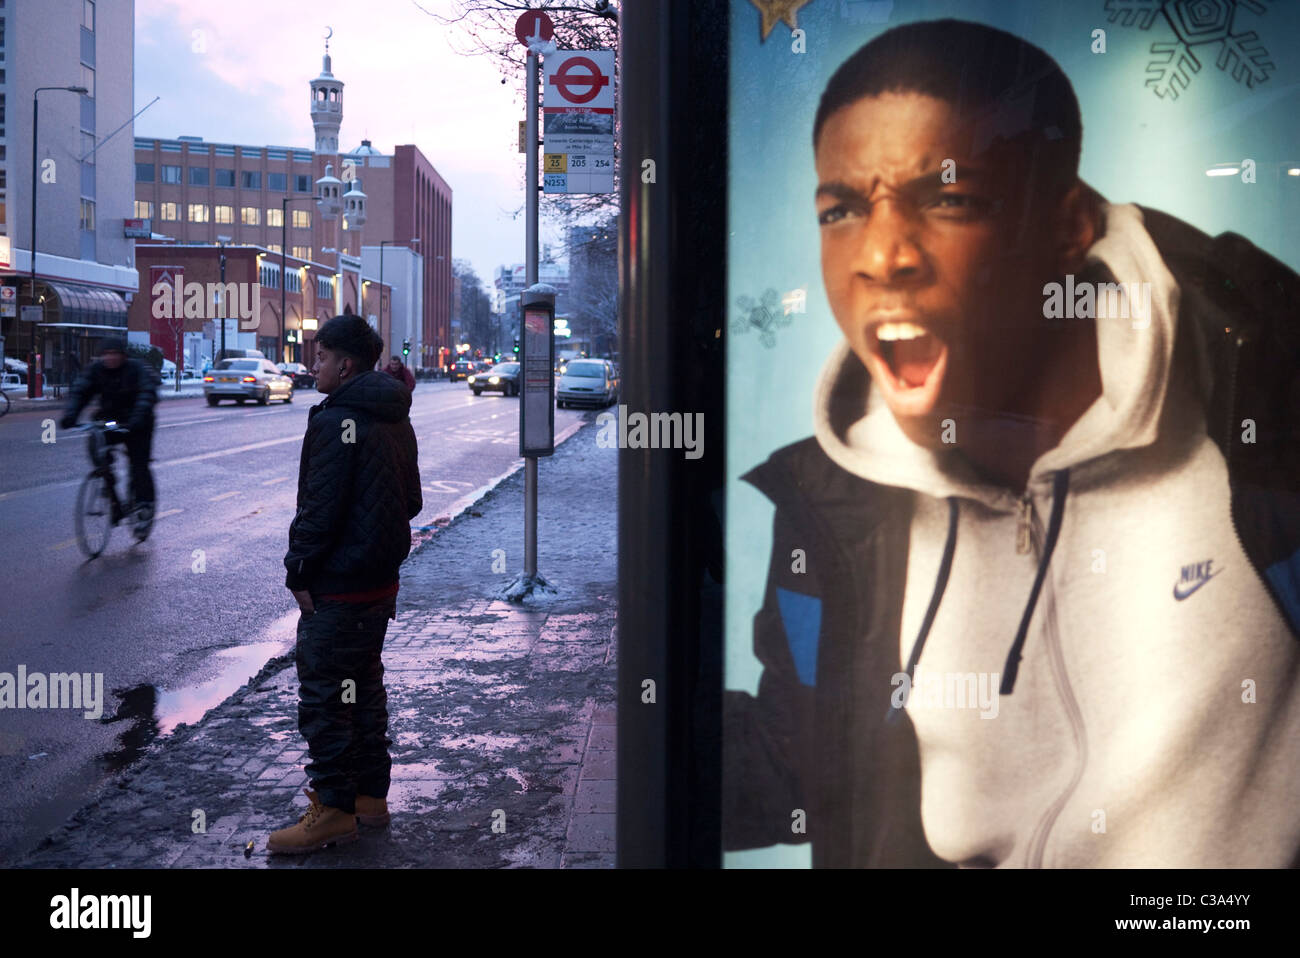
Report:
453,259,496,351
417,0,620,219
562,209,618,355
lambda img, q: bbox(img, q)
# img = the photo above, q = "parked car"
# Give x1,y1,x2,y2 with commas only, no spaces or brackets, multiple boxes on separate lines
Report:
159,368,200,384
277,361,316,389
556,358,619,408
203,358,293,405
468,362,521,397
3,357,28,384
449,360,476,382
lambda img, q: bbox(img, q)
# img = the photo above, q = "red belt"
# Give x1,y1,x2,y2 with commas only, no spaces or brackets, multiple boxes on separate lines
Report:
316,581,400,603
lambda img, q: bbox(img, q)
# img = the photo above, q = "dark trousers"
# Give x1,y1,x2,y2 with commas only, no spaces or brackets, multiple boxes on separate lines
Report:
295,598,396,813
104,426,156,505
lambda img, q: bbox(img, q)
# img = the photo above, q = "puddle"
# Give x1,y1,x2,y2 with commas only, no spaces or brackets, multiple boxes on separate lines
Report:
94,638,291,772
98,684,161,772
154,641,289,735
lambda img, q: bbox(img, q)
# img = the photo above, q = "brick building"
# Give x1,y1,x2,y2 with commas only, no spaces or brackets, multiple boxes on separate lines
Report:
131,41,451,368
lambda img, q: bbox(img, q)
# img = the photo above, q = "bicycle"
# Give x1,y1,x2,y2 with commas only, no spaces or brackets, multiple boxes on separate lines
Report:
74,420,153,558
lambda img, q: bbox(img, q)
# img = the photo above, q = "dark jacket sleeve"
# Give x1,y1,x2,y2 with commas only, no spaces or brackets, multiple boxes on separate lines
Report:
128,362,159,430
722,493,815,851
63,365,101,424
403,420,422,520
284,411,357,591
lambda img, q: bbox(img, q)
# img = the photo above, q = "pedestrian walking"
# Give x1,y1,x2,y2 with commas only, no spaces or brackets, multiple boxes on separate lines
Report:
384,354,416,392
269,314,423,855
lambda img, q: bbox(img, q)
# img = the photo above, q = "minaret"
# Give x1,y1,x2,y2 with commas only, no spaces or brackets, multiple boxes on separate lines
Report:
310,33,344,154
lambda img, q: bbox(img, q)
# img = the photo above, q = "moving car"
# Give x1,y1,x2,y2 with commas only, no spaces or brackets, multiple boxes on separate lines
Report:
468,362,521,397
449,360,476,382
203,358,294,405
277,361,316,389
556,358,619,408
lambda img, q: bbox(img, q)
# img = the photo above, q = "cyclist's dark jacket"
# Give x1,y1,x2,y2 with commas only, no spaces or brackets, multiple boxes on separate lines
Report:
284,370,423,596
64,358,159,430
722,206,1300,867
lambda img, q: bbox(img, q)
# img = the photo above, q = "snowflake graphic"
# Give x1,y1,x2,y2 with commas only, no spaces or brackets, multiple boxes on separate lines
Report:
1103,0,1274,100
731,288,791,348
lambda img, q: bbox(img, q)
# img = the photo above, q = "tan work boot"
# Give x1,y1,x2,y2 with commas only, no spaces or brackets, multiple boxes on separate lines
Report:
355,794,390,827
267,789,359,855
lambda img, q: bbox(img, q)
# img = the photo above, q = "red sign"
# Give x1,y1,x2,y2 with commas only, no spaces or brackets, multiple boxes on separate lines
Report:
515,10,554,47
548,55,610,105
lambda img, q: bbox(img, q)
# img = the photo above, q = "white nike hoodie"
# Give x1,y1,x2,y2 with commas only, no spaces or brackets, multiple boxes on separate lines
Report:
812,203,1300,867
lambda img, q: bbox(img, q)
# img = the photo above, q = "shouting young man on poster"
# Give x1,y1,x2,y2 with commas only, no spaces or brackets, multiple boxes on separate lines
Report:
725,19,1300,867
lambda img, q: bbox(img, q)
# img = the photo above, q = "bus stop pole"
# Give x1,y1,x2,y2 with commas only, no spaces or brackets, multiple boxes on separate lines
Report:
524,47,539,578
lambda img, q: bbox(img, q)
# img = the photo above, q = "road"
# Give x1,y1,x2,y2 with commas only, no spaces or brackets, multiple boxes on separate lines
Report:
0,378,586,861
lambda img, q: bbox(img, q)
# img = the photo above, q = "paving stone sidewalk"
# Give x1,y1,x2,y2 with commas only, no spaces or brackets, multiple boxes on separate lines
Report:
17,415,617,868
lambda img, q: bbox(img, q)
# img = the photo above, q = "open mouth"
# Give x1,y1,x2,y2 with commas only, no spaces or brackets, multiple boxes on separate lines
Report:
866,318,949,416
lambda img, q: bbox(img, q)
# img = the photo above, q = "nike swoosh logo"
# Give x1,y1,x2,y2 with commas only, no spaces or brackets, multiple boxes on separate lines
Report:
1172,569,1223,601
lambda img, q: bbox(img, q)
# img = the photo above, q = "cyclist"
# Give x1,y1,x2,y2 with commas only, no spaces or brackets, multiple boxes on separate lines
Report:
61,339,160,530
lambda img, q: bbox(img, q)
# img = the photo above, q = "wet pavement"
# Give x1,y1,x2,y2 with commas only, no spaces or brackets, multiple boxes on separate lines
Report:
15,413,617,868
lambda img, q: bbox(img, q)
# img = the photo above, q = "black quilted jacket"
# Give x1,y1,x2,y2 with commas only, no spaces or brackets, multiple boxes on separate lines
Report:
64,358,159,430
284,370,423,595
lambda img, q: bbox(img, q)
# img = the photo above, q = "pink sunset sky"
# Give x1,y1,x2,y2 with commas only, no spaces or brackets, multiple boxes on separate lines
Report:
134,0,548,285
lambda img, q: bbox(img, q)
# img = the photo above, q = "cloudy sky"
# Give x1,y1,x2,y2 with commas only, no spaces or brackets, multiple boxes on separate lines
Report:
134,0,539,285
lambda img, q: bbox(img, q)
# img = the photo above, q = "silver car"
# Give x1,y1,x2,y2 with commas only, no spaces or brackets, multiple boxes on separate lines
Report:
556,359,619,408
203,358,293,406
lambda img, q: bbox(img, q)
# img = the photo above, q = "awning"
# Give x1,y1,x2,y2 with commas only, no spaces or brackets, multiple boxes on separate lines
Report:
40,281,128,329
37,322,129,331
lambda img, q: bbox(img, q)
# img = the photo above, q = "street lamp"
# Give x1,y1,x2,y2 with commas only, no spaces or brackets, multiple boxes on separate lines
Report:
379,238,419,365
281,195,322,363
29,85,89,398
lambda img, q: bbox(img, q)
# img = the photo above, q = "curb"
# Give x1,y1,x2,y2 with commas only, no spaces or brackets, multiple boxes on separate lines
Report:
4,387,206,414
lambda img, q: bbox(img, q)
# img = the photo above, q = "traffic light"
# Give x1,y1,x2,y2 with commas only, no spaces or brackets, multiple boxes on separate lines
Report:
494,352,501,363
513,338,520,354
402,338,410,357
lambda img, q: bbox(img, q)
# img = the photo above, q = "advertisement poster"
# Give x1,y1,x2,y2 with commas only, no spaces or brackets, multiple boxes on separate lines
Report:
724,1,1300,867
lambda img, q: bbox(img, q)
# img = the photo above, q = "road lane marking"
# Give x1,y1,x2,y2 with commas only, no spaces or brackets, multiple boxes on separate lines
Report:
160,435,302,466
0,435,303,501
157,416,224,429
210,491,241,502
48,538,79,552
261,477,290,486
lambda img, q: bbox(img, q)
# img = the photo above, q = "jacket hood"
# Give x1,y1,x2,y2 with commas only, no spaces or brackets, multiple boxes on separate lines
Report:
322,369,411,422
812,202,1181,510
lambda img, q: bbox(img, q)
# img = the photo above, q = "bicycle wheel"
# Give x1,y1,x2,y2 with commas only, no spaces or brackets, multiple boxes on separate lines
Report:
75,471,114,559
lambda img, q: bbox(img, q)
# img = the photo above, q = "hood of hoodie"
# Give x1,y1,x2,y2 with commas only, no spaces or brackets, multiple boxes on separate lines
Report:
320,369,411,423
812,202,1181,510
